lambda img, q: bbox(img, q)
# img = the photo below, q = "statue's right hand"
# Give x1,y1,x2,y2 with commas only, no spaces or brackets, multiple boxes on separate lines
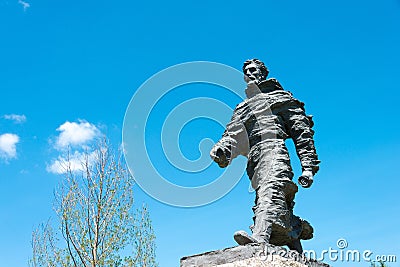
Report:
210,146,229,168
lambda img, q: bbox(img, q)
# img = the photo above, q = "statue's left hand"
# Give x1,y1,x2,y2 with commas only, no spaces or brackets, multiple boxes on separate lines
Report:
298,170,314,188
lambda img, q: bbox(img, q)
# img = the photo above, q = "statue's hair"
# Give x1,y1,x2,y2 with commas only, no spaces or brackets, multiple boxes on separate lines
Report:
242,59,269,78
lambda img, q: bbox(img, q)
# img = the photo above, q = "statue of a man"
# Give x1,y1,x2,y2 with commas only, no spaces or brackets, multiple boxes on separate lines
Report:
210,59,320,253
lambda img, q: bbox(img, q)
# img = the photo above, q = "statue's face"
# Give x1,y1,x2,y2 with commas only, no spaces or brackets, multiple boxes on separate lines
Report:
243,63,264,83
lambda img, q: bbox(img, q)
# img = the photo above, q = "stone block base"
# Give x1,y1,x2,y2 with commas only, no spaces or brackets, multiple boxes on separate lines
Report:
180,243,330,267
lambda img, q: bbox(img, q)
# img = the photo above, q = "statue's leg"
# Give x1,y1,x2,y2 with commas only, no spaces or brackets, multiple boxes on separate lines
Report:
286,180,313,253
251,179,299,245
248,143,296,245
250,183,275,243
246,142,313,252
287,208,305,253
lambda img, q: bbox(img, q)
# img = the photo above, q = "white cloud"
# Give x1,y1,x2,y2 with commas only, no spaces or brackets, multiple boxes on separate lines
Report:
20,169,29,174
47,150,97,174
3,114,27,124
0,133,20,160
18,0,30,11
55,120,100,150
48,120,102,174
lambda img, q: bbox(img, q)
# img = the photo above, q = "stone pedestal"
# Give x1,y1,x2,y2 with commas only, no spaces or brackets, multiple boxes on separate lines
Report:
180,243,330,267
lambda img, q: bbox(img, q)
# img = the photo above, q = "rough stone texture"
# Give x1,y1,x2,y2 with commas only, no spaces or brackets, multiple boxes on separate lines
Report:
180,243,330,267
210,59,320,252
217,257,308,267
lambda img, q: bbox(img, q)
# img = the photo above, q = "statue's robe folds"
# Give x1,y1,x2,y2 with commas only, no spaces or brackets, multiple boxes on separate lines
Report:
213,79,320,246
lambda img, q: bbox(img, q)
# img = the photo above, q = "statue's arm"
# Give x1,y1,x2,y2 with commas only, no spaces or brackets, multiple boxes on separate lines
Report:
282,99,320,183
210,103,249,168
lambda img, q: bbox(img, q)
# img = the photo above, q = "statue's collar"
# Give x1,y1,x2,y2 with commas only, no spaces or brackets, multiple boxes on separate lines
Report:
245,78,284,98
258,79,283,93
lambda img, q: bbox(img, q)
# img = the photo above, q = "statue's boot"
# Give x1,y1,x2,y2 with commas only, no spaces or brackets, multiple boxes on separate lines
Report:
233,230,263,245
285,216,313,253
287,239,303,253
234,218,272,246
299,219,313,240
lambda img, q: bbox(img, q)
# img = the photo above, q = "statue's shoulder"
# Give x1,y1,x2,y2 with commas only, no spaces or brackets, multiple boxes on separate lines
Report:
266,78,283,88
265,79,297,100
283,91,305,109
267,84,306,110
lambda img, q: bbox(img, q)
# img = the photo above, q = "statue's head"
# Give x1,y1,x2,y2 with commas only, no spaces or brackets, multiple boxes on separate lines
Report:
242,59,269,84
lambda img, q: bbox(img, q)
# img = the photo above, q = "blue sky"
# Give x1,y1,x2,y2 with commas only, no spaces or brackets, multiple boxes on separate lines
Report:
1,0,400,266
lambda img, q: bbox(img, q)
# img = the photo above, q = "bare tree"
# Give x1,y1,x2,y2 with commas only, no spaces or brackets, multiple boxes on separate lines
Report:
31,141,157,267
